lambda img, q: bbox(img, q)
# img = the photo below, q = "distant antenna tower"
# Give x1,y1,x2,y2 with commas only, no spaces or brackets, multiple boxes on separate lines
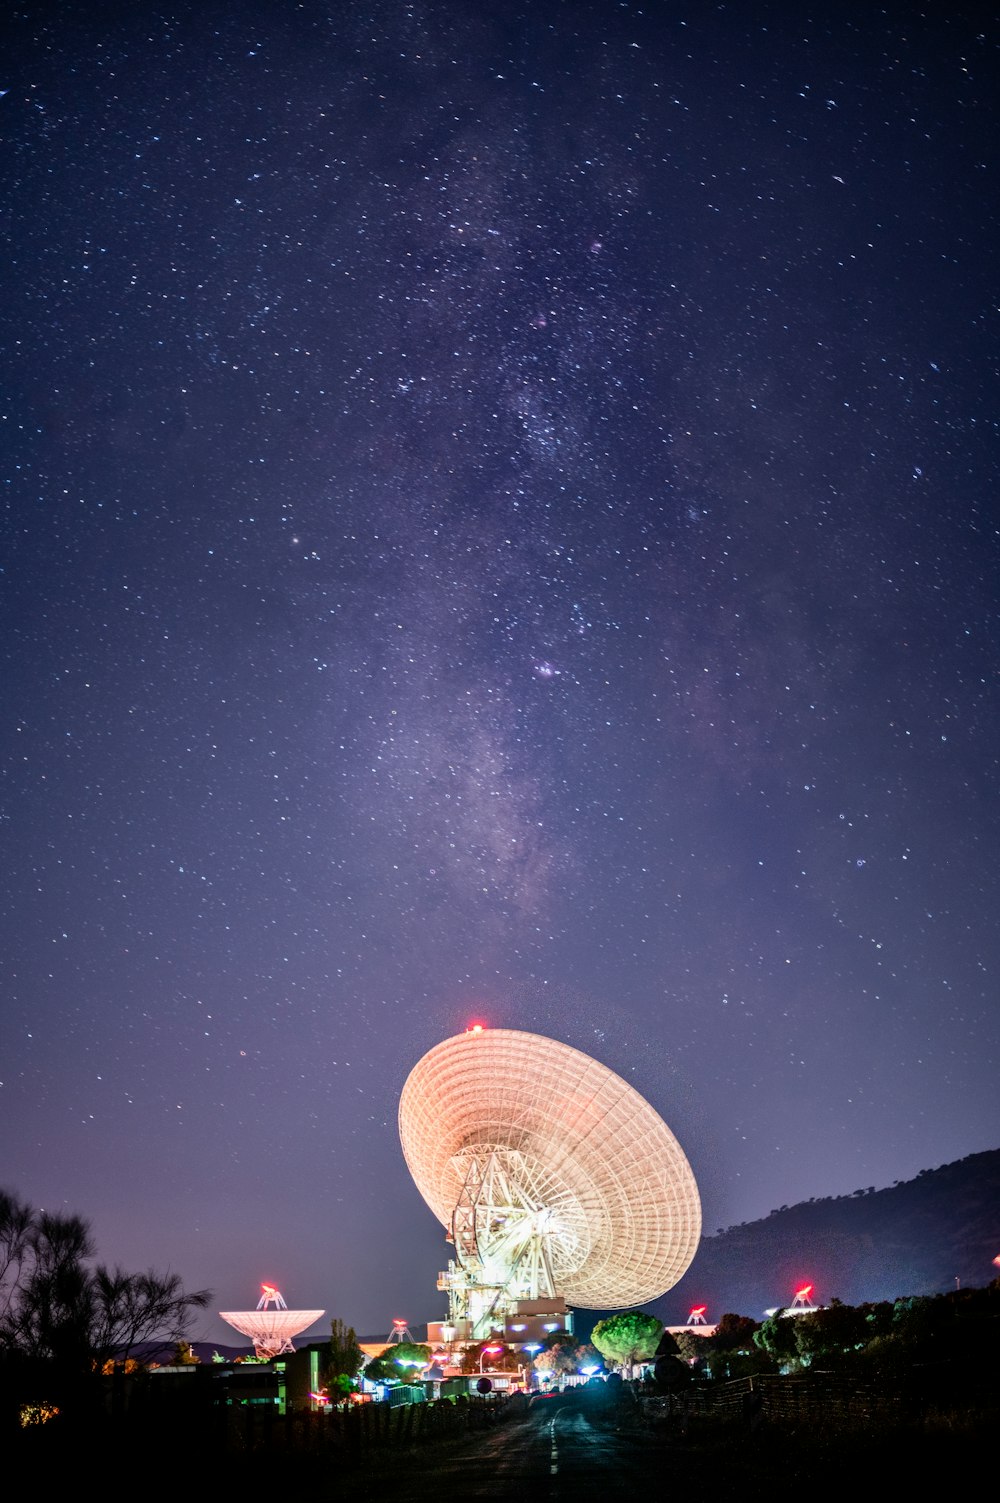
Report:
686,1306,709,1326
764,1284,821,1320
386,1317,413,1344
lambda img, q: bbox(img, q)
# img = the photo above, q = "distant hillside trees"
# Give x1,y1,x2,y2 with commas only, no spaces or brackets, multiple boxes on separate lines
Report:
663,1148,1000,1317
676,1311,769,1380
679,1283,1000,1380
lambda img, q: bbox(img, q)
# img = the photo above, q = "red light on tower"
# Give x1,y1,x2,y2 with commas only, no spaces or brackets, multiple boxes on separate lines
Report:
795,1285,813,1303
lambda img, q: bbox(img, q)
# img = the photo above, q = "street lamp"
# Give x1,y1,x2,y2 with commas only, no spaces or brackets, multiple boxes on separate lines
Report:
523,1342,542,1388
479,1344,503,1374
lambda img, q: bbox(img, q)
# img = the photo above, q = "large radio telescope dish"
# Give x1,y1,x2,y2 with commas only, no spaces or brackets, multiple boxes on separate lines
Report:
399,1028,700,1313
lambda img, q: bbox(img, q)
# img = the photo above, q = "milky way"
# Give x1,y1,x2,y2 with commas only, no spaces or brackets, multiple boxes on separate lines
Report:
2,2,997,1338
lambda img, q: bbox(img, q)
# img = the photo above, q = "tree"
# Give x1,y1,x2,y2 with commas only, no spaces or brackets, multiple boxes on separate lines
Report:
460,1333,519,1374
387,1339,431,1372
0,1189,209,1406
0,1190,34,1324
691,1312,770,1380
327,1317,362,1398
541,1328,578,1352
89,1266,210,1370
713,1312,760,1351
752,1311,799,1368
533,1344,578,1379
794,1299,866,1368
674,1329,709,1368
575,1342,605,1375
364,1340,431,1383
3,1210,97,1370
590,1312,664,1377
362,1351,398,1383
532,1329,581,1379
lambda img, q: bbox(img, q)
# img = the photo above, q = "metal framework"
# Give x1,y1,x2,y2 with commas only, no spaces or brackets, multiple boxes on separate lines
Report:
219,1284,325,1359
399,1028,701,1337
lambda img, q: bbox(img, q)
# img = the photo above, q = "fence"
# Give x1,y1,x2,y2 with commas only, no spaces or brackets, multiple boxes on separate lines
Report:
642,1372,915,1430
224,1390,509,1459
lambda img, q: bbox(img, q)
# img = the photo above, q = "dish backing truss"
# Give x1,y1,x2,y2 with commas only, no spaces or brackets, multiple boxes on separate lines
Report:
399,1028,701,1330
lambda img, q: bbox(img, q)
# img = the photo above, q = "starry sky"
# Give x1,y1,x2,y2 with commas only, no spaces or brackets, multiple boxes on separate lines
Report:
3,2,998,1345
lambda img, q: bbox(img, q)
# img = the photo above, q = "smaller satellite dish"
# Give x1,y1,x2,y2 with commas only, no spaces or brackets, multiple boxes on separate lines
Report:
219,1284,324,1358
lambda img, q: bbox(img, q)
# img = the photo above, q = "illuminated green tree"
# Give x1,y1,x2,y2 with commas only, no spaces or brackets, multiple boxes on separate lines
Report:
365,1340,431,1382
590,1311,663,1377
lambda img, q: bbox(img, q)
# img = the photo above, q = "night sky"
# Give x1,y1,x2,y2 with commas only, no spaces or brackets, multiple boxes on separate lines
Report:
3,3,998,1347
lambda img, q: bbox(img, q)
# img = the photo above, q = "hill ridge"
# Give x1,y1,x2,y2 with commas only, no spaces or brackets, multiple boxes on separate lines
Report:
657,1147,1000,1321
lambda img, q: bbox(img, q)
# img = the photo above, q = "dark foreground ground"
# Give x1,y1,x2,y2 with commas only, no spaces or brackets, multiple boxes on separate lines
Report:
17,1383,995,1497
329,1394,993,1500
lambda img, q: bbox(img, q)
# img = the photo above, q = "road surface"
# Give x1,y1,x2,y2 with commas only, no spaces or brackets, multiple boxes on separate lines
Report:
355,1391,673,1499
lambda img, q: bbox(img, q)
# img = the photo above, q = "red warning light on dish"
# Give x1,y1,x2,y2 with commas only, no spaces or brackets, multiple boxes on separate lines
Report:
467,1022,486,1034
